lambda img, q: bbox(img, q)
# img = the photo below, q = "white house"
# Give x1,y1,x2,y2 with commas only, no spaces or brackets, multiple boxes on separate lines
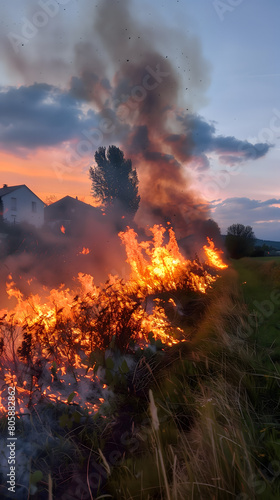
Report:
0,184,45,228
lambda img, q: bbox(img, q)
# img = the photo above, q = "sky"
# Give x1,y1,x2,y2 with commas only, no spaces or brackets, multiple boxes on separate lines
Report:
0,0,279,239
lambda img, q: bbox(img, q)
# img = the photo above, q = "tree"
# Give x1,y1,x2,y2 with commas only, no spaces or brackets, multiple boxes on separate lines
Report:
225,223,255,259
45,195,57,206
197,218,223,246
89,146,140,218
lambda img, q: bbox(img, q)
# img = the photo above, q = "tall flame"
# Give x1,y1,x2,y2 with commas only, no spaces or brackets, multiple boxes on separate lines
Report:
203,237,228,269
119,225,225,295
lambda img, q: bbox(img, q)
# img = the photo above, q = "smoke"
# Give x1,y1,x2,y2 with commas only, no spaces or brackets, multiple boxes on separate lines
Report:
1,0,212,236
0,210,132,305
0,0,272,265
68,0,212,236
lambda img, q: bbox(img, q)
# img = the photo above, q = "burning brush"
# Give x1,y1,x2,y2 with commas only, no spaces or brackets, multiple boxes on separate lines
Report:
0,224,227,417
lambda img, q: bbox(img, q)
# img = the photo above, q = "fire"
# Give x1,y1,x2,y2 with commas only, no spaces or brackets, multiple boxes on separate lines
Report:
119,225,221,295
0,224,227,416
60,225,65,234
78,247,90,255
203,237,228,270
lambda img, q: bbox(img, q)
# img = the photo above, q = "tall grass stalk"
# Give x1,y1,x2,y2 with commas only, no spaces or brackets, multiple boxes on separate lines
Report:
149,389,171,500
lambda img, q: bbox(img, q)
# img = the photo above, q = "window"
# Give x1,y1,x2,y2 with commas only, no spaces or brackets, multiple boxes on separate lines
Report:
11,197,17,211
32,201,37,213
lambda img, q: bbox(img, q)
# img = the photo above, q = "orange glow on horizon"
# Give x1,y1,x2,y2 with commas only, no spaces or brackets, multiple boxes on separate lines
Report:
0,148,95,205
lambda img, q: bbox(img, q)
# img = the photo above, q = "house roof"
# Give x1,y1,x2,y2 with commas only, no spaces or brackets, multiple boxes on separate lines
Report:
45,195,102,221
0,184,44,203
46,195,98,211
0,184,23,197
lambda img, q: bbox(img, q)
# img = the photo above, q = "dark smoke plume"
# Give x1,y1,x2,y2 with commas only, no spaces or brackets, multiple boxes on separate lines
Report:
69,0,212,237
0,0,271,248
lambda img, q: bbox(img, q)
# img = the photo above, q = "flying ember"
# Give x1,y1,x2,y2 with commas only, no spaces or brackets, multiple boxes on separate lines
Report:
79,247,91,255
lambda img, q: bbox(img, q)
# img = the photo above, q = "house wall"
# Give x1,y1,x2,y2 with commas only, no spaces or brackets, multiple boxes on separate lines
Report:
2,187,44,227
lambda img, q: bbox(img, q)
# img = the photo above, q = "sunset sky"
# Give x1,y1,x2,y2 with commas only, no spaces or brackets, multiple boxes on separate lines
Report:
0,0,279,239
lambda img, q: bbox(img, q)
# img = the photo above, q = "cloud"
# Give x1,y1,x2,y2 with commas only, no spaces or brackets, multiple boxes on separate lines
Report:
177,114,272,167
211,197,280,238
0,83,92,149
0,83,130,152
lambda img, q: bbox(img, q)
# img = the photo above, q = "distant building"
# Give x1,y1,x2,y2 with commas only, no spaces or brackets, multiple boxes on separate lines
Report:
0,184,44,228
45,195,102,233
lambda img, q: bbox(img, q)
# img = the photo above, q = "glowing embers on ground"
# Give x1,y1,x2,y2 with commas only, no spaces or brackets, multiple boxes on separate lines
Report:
0,224,227,416
0,362,107,416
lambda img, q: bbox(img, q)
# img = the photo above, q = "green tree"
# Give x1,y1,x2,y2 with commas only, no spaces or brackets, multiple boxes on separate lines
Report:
89,146,140,218
225,223,255,259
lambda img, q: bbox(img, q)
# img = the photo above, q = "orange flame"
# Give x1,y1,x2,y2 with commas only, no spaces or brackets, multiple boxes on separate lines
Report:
119,225,221,295
203,237,228,269
60,225,65,234
78,247,90,255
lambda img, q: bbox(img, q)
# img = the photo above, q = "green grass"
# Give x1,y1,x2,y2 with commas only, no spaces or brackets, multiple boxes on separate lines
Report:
105,266,280,499
250,257,280,262
232,257,280,362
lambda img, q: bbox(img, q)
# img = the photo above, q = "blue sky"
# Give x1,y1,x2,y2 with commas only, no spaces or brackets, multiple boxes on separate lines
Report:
0,0,279,239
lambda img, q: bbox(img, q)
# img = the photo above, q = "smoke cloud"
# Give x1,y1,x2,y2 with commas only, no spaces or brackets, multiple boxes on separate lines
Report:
0,0,273,283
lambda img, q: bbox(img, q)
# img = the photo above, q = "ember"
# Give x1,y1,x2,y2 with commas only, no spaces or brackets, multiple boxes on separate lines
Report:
78,247,90,255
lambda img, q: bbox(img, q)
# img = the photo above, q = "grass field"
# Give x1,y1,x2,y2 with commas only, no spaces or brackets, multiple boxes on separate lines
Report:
233,257,280,362
105,262,280,499
1,259,280,499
